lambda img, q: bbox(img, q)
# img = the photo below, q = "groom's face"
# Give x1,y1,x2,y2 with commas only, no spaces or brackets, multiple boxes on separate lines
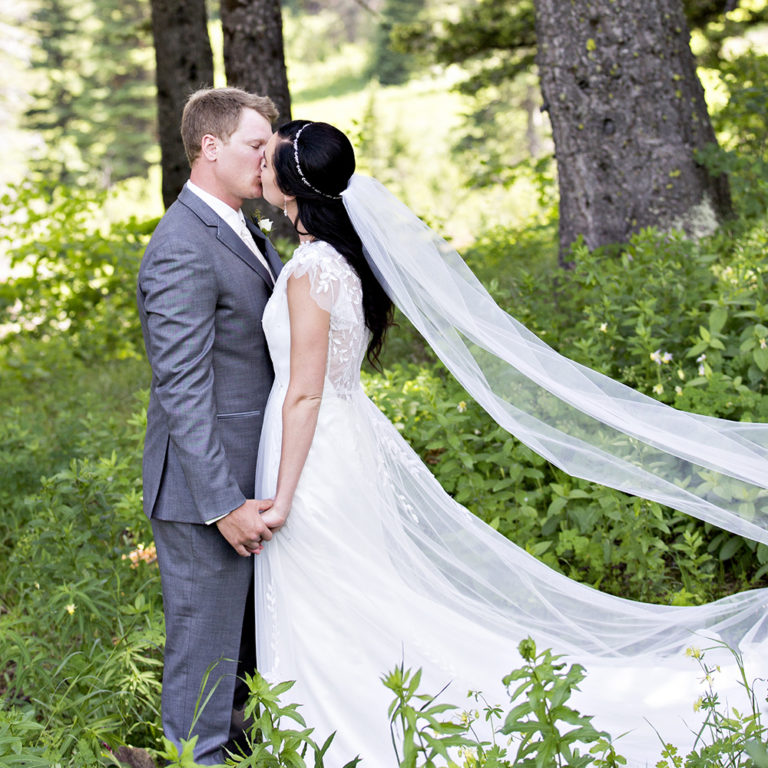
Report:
214,107,273,204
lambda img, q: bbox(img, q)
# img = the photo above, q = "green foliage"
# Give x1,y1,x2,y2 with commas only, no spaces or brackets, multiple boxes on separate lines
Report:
151,640,767,768
0,703,49,767
689,1,768,69
384,664,476,766
228,672,360,767
428,0,536,94
700,51,768,219
0,335,159,764
370,0,428,86
155,672,362,768
382,638,767,768
0,182,152,362
23,0,156,186
400,0,768,195
397,0,546,190
655,642,768,768
380,638,624,768
500,639,622,768
554,227,768,410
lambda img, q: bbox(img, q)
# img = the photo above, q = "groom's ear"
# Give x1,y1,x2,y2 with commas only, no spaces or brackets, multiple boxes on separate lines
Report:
200,134,219,162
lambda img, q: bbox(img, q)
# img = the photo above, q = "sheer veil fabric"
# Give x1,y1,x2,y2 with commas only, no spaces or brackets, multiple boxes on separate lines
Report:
342,175,768,545
253,182,768,768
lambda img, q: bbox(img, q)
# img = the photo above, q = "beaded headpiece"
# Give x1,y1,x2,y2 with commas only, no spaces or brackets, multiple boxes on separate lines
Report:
293,125,343,200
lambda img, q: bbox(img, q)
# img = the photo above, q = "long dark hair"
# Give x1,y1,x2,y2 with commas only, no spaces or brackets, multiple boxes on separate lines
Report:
272,120,394,369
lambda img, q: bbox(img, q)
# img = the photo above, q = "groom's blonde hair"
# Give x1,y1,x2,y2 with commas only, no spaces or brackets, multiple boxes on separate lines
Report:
181,87,278,166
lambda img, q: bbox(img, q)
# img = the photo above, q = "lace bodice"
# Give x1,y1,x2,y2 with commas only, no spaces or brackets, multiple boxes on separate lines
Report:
263,240,367,396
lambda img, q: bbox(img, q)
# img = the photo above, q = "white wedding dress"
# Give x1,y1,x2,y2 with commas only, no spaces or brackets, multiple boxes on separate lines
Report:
255,240,768,767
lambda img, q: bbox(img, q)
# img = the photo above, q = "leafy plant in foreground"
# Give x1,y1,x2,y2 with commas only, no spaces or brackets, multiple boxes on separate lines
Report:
499,638,623,768
156,672,361,768
382,638,624,768
655,642,768,768
383,663,476,766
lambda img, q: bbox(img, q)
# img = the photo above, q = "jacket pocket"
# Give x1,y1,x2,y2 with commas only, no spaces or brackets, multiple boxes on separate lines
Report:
216,409,262,420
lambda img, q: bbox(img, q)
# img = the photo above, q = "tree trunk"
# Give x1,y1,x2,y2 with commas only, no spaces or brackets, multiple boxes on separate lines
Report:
534,0,731,263
149,0,214,209
221,0,291,121
221,0,294,239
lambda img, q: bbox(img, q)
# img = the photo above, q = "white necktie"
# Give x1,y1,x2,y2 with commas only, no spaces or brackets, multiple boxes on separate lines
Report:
238,216,275,283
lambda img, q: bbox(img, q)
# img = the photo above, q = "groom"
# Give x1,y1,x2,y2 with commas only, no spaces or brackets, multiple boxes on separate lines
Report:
137,87,283,763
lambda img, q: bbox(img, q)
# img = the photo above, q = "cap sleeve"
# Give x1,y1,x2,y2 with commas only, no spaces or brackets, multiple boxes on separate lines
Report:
286,241,362,329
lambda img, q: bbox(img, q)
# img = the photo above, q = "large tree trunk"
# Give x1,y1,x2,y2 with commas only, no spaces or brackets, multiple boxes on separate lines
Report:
221,0,294,239
149,0,214,209
534,0,731,263
221,0,291,121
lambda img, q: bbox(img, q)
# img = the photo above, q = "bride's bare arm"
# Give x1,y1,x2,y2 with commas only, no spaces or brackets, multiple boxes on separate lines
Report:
259,272,330,533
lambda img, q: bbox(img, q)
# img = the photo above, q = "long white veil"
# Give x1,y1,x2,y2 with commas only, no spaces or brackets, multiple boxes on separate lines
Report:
337,175,768,760
342,175,768,545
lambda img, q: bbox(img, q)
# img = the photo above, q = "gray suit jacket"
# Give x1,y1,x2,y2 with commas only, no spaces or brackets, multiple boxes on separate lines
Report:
137,186,283,524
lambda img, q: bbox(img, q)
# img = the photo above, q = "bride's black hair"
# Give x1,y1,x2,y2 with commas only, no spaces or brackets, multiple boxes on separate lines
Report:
272,120,394,369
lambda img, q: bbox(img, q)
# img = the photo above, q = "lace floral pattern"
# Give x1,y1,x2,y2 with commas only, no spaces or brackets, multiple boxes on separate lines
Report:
286,241,367,396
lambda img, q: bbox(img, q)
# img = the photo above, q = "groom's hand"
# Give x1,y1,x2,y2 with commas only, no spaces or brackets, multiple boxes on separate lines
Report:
216,499,274,556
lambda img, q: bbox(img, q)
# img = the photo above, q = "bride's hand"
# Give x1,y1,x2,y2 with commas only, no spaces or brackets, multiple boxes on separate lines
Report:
259,502,290,534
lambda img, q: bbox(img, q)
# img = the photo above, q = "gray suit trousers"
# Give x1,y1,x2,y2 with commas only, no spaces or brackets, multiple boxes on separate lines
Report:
152,518,255,764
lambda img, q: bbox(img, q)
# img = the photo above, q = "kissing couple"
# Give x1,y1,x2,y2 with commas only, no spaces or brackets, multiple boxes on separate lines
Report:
137,87,768,766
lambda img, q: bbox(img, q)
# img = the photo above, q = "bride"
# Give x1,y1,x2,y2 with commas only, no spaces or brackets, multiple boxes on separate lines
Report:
251,119,768,766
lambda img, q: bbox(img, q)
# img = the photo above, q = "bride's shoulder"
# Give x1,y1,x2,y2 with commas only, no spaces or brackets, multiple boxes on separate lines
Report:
284,241,362,315
287,240,352,279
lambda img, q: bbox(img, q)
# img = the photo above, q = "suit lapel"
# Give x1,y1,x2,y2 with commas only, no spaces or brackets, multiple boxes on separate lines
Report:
178,186,278,289
244,218,284,280
216,221,276,288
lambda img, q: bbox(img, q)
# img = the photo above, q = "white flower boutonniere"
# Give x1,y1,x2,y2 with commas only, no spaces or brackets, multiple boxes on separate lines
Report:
257,217,273,234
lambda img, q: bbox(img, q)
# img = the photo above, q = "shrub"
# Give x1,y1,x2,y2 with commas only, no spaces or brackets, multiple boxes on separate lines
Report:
0,182,153,362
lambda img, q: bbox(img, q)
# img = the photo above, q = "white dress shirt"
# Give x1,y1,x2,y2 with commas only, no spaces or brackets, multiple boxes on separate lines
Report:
186,180,275,281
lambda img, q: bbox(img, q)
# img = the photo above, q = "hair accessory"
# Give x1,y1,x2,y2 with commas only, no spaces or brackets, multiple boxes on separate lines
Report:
293,125,343,200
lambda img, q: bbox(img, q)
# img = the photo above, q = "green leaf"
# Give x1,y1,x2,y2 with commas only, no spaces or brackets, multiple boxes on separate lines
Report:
709,307,728,334
718,536,743,561
745,741,768,768
754,346,768,371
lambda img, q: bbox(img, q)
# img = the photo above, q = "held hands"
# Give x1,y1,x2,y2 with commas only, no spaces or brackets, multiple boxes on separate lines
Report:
258,499,290,535
216,498,274,557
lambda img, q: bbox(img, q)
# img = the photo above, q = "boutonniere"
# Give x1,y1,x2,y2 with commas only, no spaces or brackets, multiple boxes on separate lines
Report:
256,217,273,234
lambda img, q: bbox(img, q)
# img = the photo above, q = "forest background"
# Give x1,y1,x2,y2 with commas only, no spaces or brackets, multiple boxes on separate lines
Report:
1,0,768,765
